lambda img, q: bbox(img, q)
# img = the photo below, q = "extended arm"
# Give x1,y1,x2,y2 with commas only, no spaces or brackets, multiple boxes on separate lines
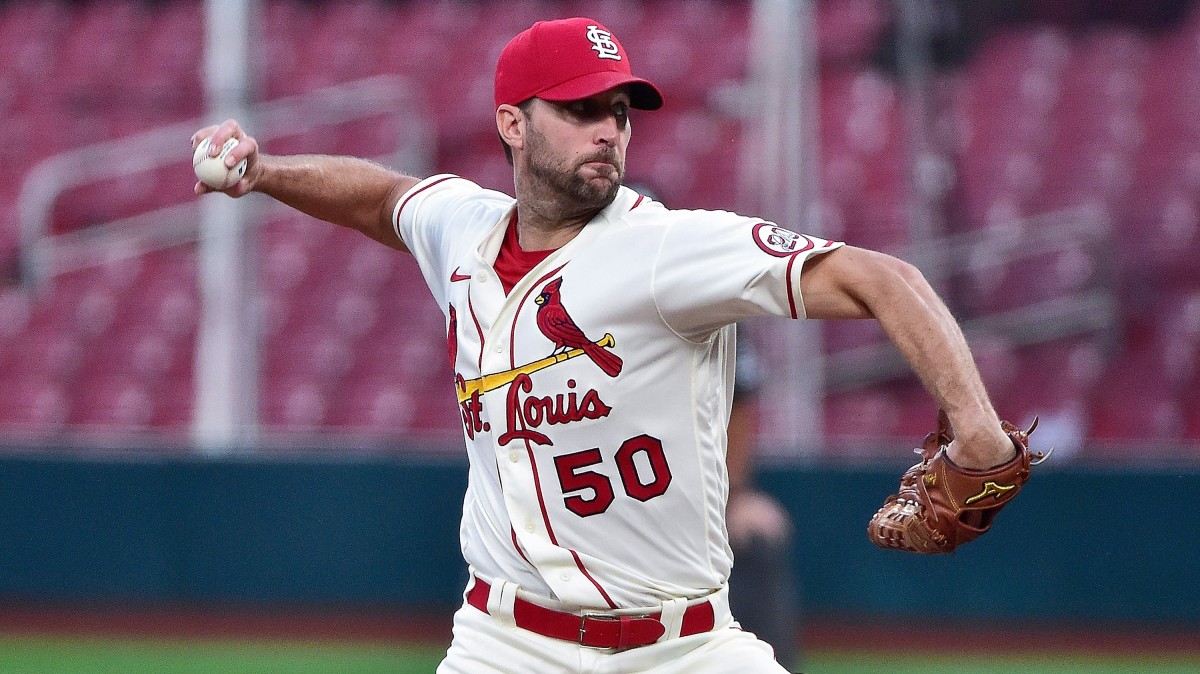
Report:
798,245,1015,469
190,119,420,252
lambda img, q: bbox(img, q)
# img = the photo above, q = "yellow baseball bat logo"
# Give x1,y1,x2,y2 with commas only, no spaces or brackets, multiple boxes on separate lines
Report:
456,334,616,403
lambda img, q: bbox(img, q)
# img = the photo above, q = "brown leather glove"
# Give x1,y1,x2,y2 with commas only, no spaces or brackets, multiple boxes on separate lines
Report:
867,409,1051,554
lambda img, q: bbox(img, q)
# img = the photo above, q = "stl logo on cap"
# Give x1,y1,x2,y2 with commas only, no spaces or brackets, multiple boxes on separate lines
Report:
494,17,664,110
585,25,621,60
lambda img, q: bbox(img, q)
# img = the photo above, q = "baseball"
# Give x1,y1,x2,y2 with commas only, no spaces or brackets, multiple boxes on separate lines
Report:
193,136,248,190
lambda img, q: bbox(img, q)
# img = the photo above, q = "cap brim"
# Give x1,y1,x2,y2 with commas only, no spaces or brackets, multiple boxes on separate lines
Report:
536,71,664,110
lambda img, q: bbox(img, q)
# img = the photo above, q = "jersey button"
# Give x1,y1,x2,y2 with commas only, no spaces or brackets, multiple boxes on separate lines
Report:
508,450,520,463
525,522,536,533
476,273,487,283
559,572,571,581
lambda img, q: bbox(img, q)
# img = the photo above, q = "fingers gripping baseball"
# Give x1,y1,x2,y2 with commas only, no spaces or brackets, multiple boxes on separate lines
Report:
190,119,260,197
866,409,1051,554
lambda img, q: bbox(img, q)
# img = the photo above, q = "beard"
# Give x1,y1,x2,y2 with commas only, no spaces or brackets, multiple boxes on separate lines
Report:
525,126,623,210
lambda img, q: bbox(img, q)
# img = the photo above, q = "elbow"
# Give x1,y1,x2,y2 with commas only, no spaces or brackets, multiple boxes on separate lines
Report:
851,250,931,311
889,255,928,290
876,254,944,316
801,246,930,320
856,248,926,291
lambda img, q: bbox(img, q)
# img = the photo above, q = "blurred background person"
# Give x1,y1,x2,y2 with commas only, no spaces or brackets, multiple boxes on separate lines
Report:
726,333,802,670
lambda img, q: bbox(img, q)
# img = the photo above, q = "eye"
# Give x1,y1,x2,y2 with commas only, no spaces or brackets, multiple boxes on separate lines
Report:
566,100,594,118
562,99,629,127
614,103,629,127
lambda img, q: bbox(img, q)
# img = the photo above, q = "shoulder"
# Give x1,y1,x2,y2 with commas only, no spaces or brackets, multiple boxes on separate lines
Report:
393,174,514,257
625,200,788,247
664,204,842,256
396,174,514,223
620,193,753,231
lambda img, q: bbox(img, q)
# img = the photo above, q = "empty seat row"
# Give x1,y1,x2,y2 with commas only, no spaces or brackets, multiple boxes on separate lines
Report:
2,0,1198,450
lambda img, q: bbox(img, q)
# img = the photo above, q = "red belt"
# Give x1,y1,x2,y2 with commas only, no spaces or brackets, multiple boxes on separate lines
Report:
466,578,716,651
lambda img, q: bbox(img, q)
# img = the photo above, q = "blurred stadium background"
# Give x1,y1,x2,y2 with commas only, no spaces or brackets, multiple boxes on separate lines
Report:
0,0,1198,672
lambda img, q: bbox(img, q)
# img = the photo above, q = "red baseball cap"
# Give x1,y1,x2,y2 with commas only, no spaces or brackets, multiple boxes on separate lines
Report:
494,17,664,111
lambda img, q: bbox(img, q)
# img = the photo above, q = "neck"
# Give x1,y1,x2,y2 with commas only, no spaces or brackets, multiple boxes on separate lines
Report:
512,176,611,251
513,203,594,251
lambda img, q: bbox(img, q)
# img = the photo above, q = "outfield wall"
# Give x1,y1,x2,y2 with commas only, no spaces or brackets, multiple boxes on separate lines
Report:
0,450,1194,624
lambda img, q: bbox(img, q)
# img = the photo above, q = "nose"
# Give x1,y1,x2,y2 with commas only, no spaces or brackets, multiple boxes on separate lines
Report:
594,114,621,147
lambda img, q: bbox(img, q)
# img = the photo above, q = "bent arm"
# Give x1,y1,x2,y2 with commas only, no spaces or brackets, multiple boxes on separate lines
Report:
255,154,419,251
192,119,419,252
799,245,1014,468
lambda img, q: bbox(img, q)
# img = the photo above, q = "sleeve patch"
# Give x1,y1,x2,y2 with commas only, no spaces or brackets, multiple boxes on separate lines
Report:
751,222,816,257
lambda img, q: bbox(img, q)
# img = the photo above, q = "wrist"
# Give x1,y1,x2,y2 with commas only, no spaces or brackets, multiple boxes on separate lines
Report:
248,153,272,193
945,424,1017,470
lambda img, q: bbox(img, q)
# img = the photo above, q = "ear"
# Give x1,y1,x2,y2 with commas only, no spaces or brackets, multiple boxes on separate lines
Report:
497,104,526,154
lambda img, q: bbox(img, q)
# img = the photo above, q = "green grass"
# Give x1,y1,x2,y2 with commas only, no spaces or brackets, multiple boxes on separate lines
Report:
0,637,445,674
0,637,1197,674
803,651,1200,674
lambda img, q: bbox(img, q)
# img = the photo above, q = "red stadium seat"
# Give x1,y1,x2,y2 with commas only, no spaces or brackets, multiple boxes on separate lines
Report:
817,0,890,70
68,373,158,429
823,387,905,446
323,376,417,433
4,2,1199,451
261,375,332,429
1182,389,1200,441
0,374,70,432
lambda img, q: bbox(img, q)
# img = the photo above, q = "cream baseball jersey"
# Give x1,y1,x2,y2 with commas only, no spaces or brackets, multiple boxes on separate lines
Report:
393,174,842,611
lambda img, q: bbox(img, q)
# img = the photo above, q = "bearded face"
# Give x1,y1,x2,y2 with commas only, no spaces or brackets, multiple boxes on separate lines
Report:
522,113,624,210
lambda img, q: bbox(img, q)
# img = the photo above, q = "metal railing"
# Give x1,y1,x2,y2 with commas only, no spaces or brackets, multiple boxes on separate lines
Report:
825,206,1118,391
19,75,432,289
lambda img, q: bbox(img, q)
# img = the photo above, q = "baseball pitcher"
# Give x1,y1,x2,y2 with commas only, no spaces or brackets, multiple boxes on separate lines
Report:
190,17,1045,673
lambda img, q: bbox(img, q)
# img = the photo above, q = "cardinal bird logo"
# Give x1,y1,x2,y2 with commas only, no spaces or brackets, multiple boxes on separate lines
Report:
534,278,622,377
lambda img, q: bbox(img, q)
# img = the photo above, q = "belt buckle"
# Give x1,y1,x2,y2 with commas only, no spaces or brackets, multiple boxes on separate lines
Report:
578,611,660,651
578,612,619,650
